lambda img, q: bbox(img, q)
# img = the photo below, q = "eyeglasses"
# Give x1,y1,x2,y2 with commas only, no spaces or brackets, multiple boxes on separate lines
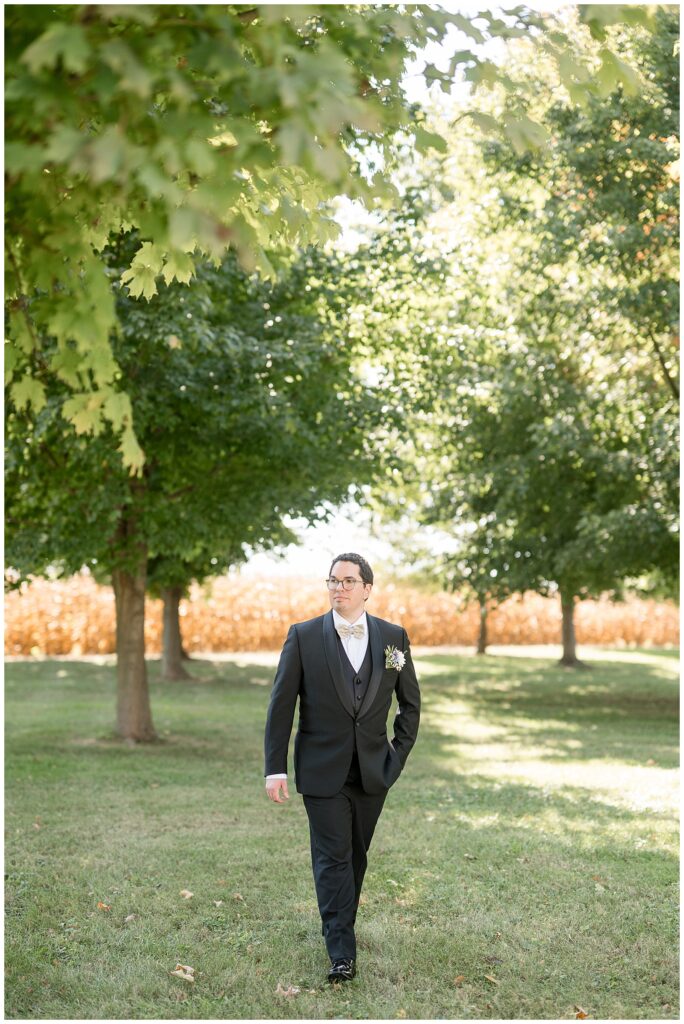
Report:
325,577,365,591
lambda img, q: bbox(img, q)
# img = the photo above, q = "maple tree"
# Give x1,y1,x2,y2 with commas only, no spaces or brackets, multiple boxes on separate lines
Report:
5,242,389,738
6,4,656,470
364,7,679,662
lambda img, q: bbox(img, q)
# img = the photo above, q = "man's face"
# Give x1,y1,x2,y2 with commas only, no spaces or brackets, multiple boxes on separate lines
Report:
328,560,372,621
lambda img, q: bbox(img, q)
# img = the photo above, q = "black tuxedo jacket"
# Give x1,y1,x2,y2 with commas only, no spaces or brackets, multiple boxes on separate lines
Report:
264,609,420,797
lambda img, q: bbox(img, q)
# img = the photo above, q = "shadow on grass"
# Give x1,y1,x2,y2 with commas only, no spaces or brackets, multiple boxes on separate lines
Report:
4,653,679,1019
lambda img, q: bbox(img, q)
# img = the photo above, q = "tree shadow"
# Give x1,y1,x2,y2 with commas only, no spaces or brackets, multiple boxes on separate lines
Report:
413,652,679,769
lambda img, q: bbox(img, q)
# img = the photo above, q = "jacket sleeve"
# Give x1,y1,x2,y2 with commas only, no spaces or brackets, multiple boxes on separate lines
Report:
391,628,420,768
264,625,302,776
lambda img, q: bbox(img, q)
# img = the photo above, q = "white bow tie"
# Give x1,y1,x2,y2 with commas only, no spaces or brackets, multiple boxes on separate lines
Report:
337,623,365,640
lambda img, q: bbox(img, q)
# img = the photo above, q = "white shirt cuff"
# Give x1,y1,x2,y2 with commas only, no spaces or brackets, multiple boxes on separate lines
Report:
266,773,288,779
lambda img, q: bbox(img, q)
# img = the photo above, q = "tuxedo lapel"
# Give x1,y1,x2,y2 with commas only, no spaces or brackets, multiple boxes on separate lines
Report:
322,610,354,717
356,613,384,720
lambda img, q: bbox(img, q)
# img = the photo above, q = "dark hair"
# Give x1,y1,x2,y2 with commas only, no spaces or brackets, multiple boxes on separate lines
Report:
329,552,374,586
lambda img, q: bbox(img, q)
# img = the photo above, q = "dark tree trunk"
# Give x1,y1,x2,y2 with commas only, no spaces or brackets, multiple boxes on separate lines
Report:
558,588,590,669
161,586,190,680
476,599,488,654
112,547,157,741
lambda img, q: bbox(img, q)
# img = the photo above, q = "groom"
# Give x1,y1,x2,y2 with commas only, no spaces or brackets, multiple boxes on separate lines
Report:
264,552,420,983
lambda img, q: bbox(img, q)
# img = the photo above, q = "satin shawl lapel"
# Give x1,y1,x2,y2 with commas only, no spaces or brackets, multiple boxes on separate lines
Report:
356,613,384,720
322,610,354,717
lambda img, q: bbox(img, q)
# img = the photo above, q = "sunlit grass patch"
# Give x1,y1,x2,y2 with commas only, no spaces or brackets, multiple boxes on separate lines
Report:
5,648,678,1019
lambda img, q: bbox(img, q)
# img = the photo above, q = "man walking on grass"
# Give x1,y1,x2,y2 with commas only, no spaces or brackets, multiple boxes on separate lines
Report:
264,552,420,983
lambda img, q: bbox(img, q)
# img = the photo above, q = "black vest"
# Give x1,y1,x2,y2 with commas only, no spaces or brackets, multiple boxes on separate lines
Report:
335,634,373,785
335,633,373,717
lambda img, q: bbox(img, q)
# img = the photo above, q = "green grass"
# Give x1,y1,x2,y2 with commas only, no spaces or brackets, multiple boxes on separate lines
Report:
5,647,679,1019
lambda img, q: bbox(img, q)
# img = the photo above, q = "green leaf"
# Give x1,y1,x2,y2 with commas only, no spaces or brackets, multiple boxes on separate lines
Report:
87,126,125,183
102,390,133,431
118,424,145,474
5,143,46,175
21,23,91,74
278,121,308,165
599,48,644,97
558,51,591,87
4,342,21,384
49,346,84,389
8,315,36,355
162,250,195,286
446,13,486,44
503,113,550,155
467,111,500,134
120,264,159,300
120,242,165,300
169,208,203,251
100,39,153,97
62,392,106,435
414,126,447,154
186,140,217,177
10,375,46,413
45,126,86,164
48,302,99,352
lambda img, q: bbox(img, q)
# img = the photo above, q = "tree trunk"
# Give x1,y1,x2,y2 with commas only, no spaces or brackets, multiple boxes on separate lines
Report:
161,586,190,680
476,599,488,654
558,588,589,668
112,548,157,741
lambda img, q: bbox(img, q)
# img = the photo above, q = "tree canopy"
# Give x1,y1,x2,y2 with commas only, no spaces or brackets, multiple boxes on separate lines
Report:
6,3,658,470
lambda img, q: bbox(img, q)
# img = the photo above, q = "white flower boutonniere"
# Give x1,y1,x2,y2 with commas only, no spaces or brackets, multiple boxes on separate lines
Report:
384,645,406,671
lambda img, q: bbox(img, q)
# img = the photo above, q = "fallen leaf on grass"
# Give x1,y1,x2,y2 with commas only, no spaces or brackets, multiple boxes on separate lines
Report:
574,1006,589,1019
97,902,111,911
396,1010,407,1018
484,974,499,985
232,892,244,901
179,889,193,899
453,975,466,986
275,983,300,996
124,914,136,923
463,853,477,860
170,964,195,983
213,900,224,907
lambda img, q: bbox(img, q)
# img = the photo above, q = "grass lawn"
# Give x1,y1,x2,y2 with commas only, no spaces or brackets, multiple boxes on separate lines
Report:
4,646,679,1020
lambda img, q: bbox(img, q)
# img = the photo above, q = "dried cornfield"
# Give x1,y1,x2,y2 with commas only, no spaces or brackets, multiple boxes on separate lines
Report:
4,571,679,656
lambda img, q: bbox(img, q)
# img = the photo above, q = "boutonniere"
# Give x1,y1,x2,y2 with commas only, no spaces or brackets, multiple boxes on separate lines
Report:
384,645,406,671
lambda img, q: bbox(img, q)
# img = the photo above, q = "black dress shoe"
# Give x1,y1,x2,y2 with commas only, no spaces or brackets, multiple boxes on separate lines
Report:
327,957,356,983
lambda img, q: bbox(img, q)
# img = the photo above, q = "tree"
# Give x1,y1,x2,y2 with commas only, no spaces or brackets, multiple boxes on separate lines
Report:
359,8,679,661
5,4,656,469
5,243,389,738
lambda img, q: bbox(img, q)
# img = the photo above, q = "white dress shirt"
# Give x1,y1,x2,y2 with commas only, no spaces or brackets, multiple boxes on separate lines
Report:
266,609,369,780
332,607,368,672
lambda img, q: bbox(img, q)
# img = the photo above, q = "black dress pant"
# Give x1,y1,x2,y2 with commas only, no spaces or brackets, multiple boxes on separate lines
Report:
302,748,387,960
